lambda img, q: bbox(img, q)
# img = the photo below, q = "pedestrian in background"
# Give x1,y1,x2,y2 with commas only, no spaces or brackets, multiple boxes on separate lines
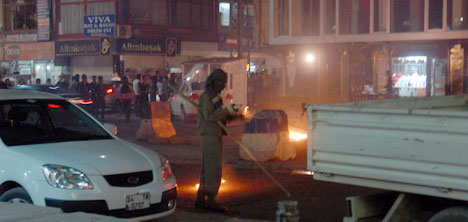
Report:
94,76,106,119
77,74,91,99
56,75,70,91
195,68,241,212
4,79,11,89
150,75,158,101
157,76,163,101
89,75,98,115
70,74,80,93
35,78,41,85
120,76,133,122
139,74,149,117
133,74,141,117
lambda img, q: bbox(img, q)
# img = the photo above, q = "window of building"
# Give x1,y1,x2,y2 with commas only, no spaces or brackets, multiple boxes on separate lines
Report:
275,0,289,36
339,0,370,35
57,0,115,35
373,0,387,32
292,0,320,36
171,1,190,28
324,0,336,34
219,2,230,27
169,0,212,29
391,0,424,32
4,0,37,31
447,0,468,30
429,0,443,29
126,0,167,26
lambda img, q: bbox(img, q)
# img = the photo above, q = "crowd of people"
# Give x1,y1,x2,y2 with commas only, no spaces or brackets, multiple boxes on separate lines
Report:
0,71,178,122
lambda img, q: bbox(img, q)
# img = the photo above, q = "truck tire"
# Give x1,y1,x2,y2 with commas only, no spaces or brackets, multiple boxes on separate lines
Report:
0,187,33,204
429,207,468,222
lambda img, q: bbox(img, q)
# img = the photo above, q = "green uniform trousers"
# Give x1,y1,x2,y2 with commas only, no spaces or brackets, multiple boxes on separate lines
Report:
198,135,223,198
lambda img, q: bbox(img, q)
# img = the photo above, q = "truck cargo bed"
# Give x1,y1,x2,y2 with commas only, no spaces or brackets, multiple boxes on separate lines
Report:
306,95,468,201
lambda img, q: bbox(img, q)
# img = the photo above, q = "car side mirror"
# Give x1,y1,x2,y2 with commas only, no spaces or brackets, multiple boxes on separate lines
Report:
103,123,118,135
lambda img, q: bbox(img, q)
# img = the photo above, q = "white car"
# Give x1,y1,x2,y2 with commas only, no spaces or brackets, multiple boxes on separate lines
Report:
169,81,202,122
0,89,177,221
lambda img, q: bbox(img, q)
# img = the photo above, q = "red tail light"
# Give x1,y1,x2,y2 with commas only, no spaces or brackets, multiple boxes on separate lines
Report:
48,104,61,108
80,100,93,105
189,93,199,100
106,88,113,94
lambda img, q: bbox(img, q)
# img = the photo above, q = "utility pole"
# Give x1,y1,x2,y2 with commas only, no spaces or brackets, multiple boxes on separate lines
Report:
237,0,243,58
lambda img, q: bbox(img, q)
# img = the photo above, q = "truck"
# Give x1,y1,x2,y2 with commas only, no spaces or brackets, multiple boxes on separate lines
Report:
170,57,248,122
305,95,468,221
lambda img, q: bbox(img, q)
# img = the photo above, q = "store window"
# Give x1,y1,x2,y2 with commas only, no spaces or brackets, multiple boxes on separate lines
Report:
339,0,370,35
324,0,336,34
391,0,424,32
429,0,443,29
57,0,115,35
4,0,37,31
292,0,320,36
275,0,289,36
447,0,468,30
374,0,387,32
392,56,427,97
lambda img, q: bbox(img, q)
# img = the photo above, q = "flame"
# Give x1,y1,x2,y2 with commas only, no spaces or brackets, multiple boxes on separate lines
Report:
195,178,226,189
289,129,307,141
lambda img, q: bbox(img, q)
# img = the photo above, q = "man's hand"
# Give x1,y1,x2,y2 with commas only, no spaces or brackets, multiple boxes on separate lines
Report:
227,104,240,114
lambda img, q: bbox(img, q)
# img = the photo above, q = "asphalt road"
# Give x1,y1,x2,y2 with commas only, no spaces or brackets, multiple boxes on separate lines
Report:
103,113,383,222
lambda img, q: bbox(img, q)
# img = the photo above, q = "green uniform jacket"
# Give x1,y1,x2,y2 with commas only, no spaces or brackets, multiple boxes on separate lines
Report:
197,89,230,136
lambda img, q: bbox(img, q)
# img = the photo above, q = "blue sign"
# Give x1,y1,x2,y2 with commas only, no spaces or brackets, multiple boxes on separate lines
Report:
84,14,115,36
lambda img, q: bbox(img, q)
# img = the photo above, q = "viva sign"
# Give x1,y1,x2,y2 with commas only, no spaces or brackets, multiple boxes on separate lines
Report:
84,14,115,36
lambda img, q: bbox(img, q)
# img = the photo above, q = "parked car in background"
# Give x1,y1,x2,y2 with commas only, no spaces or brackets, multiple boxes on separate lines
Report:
103,81,122,113
12,85,94,113
0,89,177,220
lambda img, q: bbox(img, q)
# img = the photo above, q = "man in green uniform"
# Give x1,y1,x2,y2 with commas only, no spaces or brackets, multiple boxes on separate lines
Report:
195,69,240,212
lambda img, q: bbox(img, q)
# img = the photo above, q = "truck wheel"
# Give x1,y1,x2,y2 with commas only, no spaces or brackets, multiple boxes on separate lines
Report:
429,207,468,222
0,187,33,204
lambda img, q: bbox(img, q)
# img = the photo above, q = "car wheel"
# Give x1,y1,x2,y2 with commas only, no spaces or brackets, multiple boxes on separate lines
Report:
181,104,187,123
0,187,33,204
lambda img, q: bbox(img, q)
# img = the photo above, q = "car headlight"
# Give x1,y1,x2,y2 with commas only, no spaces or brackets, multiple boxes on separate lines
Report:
42,164,94,190
160,156,173,181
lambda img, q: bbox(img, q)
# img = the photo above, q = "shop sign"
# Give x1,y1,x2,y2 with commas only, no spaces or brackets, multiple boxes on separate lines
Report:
4,42,54,61
84,14,115,37
115,38,166,55
101,37,111,56
166,38,177,57
37,0,51,41
55,40,100,56
5,45,21,60
6,33,38,43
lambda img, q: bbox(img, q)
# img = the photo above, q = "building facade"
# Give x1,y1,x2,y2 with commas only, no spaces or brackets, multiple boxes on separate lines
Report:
0,0,283,90
271,0,468,104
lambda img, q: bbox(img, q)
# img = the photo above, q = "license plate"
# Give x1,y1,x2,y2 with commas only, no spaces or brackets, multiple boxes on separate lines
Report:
125,192,150,211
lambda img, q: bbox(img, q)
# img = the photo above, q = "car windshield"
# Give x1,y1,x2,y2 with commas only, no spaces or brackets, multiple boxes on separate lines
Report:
0,99,112,146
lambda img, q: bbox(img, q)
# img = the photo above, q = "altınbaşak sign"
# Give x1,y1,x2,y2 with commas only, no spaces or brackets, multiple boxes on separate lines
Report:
55,40,100,56
116,38,165,55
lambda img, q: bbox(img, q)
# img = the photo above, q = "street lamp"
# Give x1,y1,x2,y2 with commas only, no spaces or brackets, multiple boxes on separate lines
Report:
305,54,315,63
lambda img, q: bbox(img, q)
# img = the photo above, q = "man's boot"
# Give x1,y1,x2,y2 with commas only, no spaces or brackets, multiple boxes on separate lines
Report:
206,196,225,213
194,189,206,209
